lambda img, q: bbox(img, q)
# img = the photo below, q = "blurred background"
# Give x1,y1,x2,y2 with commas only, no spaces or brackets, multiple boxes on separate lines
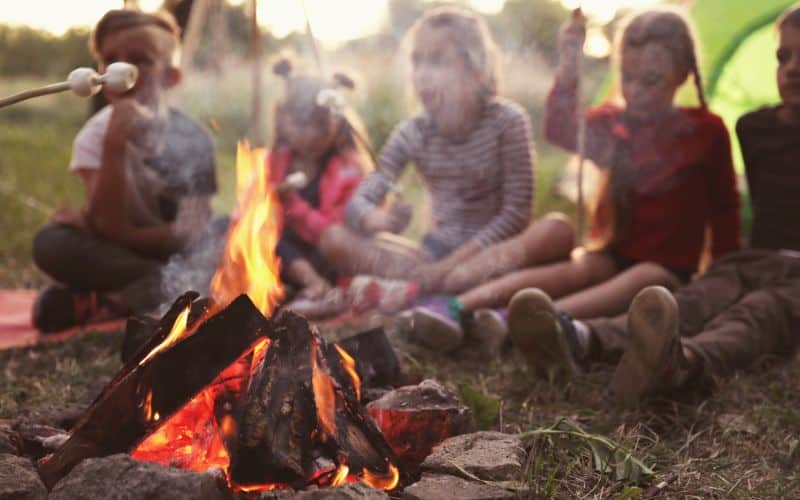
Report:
0,0,792,287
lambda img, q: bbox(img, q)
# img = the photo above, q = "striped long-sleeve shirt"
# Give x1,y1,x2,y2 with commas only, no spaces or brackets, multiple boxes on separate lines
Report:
345,97,535,250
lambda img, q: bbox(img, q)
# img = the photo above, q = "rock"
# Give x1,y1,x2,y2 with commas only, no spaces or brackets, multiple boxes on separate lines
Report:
49,454,227,500
421,432,525,481
0,425,20,455
0,453,47,500
260,483,389,499
367,380,475,469
401,473,514,500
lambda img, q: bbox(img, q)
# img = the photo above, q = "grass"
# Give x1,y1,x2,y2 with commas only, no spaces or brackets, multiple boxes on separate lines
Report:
1,71,796,498
1,323,798,498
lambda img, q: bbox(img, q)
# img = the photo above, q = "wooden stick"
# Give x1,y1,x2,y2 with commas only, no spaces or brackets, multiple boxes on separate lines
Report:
0,82,70,109
575,6,587,245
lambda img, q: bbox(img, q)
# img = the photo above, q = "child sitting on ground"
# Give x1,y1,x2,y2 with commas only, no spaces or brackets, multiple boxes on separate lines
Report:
399,6,741,353
478,7,741,318
32,9,218,332
508,2,800,407
319,5,574,317
268,59,370,302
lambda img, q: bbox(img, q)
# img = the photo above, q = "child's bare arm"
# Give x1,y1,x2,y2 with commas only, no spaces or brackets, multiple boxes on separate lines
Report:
82,98,199,257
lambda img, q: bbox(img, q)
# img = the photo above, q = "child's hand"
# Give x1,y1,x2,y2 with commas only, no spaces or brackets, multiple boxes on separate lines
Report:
362,202,413,235
558,8,587,80
51,207,89,232
387,201,413,234
106,97,156,146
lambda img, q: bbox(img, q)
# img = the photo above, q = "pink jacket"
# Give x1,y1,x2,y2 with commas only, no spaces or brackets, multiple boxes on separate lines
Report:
269,148,365,245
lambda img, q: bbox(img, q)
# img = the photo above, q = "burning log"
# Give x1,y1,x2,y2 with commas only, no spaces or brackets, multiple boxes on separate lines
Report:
337,328,402,391
38,294,270,489
228,309,400,490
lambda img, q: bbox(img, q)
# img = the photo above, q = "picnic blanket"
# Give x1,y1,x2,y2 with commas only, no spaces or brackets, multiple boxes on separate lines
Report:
0,290,124,350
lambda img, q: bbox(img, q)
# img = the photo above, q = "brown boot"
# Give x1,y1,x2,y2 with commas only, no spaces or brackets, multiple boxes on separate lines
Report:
611,286,692,408
507,288,582,381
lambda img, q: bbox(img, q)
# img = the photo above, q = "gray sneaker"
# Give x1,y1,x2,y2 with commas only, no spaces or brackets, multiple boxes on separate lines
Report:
464,308,508,357
611,286,690,408
407,306,464,352
507,288,581,381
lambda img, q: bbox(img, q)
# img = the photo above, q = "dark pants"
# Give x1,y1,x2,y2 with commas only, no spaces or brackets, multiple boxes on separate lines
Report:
588,250,800,377
33,217,229,314
276,231,336,285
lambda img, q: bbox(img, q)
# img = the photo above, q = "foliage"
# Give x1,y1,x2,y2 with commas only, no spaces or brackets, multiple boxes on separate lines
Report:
0,25,93,78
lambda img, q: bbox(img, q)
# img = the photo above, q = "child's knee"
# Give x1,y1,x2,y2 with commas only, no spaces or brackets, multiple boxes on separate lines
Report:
318,224,352,260
541,212,576,248
32,224,70,273
523,212,575,252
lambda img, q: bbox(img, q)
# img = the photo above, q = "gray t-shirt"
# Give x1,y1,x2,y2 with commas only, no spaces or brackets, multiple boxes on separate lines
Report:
69,106,217,227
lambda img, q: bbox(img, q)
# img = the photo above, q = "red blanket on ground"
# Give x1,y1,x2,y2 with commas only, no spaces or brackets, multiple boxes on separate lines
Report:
0,290,124,350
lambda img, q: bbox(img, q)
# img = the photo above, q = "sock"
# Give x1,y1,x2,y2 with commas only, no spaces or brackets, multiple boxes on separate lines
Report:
446,296,464,321
572,320,592,360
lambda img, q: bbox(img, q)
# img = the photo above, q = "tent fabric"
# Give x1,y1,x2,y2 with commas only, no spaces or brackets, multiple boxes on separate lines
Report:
692,0,795,172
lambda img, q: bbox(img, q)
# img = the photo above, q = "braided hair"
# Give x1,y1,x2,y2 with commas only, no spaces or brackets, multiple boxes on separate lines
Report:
594,7,706,247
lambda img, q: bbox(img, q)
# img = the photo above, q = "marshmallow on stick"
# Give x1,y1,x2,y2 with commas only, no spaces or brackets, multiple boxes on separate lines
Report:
0,62,138,109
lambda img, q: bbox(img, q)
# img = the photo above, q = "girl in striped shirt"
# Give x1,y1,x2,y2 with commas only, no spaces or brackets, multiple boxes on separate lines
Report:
319,6,574,310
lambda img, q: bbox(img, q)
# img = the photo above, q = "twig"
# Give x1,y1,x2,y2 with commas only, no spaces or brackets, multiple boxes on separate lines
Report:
644,473,678,498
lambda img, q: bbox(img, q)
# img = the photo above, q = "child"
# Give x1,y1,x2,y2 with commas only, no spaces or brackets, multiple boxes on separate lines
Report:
509,2,800,407
269,59,369,300
31,9,217,332
466,7,741,323
319,5,574,304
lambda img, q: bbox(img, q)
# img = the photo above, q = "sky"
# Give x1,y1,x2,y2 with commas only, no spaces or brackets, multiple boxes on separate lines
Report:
0,0,661,42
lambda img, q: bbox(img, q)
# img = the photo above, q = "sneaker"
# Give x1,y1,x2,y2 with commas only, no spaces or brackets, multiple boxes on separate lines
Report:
32,285,127,333
464,308,508,357
286,287,350,319
348,275,419,314
405,296,464,352
610,286,691,408
507,288,581,381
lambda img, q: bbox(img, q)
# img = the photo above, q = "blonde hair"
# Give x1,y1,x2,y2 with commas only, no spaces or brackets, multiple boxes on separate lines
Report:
271,59,372,172
613,7,706,108
409,5,502,98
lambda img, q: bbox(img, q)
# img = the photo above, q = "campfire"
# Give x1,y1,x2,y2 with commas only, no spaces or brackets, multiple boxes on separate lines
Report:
37,143,400,493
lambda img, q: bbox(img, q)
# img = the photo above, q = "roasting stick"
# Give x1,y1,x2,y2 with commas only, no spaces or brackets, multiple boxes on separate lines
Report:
0,62,138,109
574,6,588,244
0,63,139,216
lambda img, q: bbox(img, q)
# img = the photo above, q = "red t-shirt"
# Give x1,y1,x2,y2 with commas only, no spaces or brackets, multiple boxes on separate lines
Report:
544,80,741,274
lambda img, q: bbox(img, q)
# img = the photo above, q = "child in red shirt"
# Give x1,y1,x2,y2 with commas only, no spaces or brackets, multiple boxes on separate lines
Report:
461,7,740,323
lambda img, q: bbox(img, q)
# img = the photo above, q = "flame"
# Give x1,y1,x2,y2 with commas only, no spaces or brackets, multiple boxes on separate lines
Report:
331,464,350,486
361,463,400,491
311,341,337,439
211,141,283,315
130,141,399,492
140,305,190,366
334,344,360,401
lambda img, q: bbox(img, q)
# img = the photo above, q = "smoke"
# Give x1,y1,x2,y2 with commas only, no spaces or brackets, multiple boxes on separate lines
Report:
157,215,229,314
